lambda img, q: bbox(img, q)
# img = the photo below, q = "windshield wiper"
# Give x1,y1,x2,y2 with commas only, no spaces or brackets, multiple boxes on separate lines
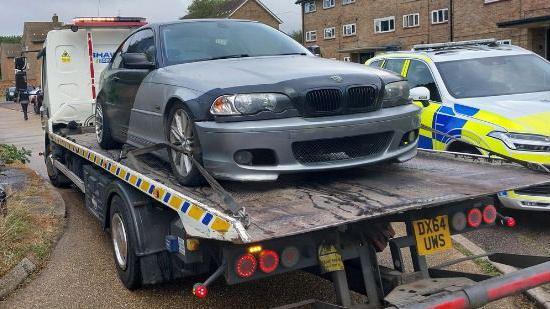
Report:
209,54,250,60
276,52,307,56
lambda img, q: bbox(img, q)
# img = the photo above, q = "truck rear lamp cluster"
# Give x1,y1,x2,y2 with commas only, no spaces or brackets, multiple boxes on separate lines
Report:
451,205,499,232
281,246,300,268
258,250,279,273
192,283,208,299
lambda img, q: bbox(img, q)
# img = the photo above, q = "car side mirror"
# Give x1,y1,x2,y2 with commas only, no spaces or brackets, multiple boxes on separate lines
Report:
122,53,155,70
410,87,431,107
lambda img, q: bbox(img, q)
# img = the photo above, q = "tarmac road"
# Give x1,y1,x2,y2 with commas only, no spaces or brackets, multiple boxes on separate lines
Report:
0,103,536,308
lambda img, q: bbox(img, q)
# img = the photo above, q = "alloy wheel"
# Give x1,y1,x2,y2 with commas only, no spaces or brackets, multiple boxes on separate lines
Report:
169,109,194,177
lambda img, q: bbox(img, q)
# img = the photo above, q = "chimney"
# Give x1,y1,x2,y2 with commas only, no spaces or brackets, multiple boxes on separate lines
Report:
52,14,59,24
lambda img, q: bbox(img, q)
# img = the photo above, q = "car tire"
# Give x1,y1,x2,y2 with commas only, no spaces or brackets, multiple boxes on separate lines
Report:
166,103,205,186
44,142,72,188
95,101,121,150
110,195,142,290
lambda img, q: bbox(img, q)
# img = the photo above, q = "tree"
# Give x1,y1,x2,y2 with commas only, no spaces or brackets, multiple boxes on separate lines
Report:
0,36,22,44
183,0,226,19
290,30,303,44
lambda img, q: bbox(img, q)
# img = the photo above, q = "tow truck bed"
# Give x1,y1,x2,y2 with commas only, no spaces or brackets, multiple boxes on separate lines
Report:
56,131,550,243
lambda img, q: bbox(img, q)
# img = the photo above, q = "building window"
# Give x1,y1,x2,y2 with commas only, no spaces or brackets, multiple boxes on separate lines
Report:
497,39,512,45
342,0,355,5
323,0,335,9
431,9,449,24
305,31,317,42
324,27,336,39
375,17,395,33
304,1,316,13
343,56,351,62
343,24,357,36
403,13,420,28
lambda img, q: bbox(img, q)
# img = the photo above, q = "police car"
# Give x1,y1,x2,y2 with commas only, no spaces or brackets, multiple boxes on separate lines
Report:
366,39,550,211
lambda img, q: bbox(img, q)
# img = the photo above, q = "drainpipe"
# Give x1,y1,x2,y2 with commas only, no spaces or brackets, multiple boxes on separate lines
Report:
449,0,454,42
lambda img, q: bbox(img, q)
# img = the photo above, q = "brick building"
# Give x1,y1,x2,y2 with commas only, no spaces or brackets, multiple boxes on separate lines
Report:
184,0,283,29
0,43,20,81
21,14,63,85
297,0,550,63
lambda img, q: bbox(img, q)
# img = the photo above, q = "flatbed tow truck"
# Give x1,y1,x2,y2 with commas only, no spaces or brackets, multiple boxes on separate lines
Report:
41,17,550,309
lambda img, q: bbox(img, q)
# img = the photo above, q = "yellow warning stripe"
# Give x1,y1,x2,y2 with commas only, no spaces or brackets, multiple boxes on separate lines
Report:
49,133,232,235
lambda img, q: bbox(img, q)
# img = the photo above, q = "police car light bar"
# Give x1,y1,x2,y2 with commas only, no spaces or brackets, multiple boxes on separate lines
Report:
412,39,497,51
72,17,147,28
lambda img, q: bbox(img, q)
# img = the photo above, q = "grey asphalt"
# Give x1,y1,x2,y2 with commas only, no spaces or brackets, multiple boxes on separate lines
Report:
0,103,537,308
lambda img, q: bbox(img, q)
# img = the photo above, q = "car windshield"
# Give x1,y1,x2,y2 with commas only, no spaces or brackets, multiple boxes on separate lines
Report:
161,21,309,65
436,54,550,98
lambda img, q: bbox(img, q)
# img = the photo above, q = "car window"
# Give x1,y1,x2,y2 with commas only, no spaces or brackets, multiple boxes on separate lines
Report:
161,21,309,65
407,60,442,102
384,59,405,75
368,59,384,68
111,38,130,69
127,29,156,63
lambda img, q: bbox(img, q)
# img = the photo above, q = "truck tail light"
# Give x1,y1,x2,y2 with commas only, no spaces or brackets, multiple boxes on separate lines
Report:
451,212,467,232
281,246,300,268
482,205,497,224
503,216,517,228
192,283,208,299
259,250,279,273
235,253,257,278
467,208,482,228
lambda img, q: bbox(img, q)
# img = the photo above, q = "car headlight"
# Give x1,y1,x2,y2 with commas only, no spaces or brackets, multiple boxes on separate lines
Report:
383,81,410,107
488,131,550,152
210,93,292,116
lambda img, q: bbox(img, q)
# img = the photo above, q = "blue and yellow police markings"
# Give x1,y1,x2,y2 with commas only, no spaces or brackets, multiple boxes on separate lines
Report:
48,133,243,242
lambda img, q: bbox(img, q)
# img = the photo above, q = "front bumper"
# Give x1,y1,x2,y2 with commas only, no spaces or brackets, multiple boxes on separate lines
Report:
498,190,550,211
195,104,421,181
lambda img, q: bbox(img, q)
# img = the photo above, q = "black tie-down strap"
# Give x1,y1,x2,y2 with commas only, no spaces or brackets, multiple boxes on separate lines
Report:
123,143,250,228
420,124,550,174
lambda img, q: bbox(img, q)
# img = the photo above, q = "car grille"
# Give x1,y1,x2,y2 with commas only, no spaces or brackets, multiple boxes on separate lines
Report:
515,184,550,196
306,89,342,113
304,86,379,116
292,132,393,164
348,86,378,110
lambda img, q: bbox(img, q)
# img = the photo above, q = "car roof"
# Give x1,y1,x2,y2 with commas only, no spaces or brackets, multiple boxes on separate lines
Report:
145,18,258,29
375,44,533,63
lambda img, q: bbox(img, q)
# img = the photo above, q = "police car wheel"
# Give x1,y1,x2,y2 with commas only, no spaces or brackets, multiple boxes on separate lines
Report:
166,102,205,186
110,195,141,290
95,101,120,149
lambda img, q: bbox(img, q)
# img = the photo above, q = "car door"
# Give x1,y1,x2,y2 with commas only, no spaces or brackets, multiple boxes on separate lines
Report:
101,38,130,140
112,29,156,141
404,59,445,150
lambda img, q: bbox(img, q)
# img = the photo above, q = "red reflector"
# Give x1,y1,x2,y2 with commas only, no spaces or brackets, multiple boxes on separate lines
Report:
487,271,550,300
505,217,517,228
429,297,468,309
192,283,208,299
235,253,257,278
259,250,280,273
482,205,497,224
467,208,482,228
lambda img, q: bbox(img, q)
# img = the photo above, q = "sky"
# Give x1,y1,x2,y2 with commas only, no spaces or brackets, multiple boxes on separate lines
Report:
0,0,301,35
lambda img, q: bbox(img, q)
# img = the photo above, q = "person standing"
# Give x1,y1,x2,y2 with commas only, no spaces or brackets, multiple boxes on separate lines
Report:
17,88,30,121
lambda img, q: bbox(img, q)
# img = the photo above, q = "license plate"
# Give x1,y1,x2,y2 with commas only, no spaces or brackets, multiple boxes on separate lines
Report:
412,215,453,256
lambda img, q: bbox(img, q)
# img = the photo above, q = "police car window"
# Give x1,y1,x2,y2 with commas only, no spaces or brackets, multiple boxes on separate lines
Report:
369,59,383,68
384,59,405,74
407,60,441,102
127,29,156,63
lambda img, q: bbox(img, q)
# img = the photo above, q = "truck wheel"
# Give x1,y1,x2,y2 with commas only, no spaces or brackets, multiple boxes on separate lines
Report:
166,103,205,186
95,102,121,149
110,195,142,290
45,142,71,188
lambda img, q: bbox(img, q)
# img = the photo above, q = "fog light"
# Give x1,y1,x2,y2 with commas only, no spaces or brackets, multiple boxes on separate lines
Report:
234,150,253,165
281,246,300,268
401,130,419,146
451,212,467,232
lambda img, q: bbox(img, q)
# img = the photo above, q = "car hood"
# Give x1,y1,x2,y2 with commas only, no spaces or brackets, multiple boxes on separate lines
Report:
154,55,399,91
454,91,550,135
